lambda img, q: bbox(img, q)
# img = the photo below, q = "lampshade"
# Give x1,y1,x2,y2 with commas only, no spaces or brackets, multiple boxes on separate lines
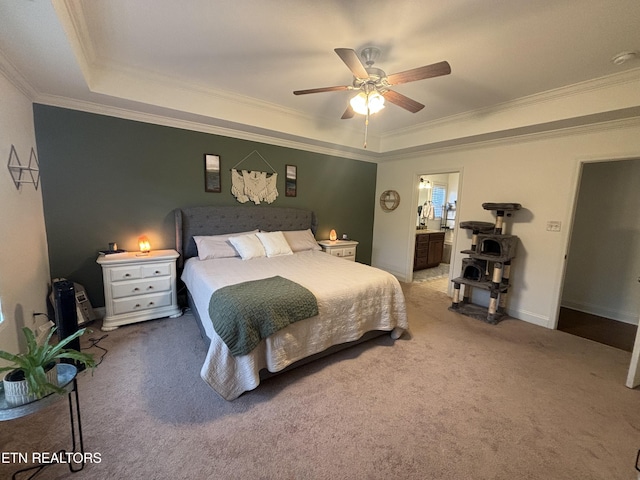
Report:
350,90,385,115
138,236,151,254
329,229,337,241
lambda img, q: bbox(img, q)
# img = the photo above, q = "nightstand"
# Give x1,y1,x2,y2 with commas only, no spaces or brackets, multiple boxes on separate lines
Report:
96,249,182,331
317,239,359,261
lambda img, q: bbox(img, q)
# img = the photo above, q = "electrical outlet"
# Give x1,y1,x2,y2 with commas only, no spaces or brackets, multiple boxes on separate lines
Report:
36,321,55,344
546,221,561,232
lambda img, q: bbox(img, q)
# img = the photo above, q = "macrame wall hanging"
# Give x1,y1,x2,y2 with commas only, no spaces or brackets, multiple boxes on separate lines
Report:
230,150,278,204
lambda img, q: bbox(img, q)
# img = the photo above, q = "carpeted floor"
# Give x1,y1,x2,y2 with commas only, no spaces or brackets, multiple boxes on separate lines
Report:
1,282,639,479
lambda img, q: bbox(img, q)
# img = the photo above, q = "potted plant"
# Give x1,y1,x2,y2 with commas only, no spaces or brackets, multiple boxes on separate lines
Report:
0,326,96,407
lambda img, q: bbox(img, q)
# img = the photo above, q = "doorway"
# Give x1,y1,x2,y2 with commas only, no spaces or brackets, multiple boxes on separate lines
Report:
559,159,640,357
412,171,460,294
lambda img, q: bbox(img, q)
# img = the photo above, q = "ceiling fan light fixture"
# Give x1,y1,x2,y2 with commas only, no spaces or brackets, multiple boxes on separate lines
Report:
350,90,385,115
611,51,638,65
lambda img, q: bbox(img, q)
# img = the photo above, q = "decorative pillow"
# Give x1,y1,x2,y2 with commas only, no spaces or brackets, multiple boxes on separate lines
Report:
194,230,259,260
282,229,321,252
256,231,294,257
228,234,266,260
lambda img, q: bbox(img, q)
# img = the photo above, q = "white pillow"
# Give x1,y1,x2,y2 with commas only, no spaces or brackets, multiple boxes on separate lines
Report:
256,231,294,257
282,229,321,252
194,230,258,260
228,234,266,260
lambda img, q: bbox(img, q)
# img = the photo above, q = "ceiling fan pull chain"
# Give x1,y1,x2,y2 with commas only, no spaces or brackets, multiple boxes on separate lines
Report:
363,110,370,149
361,87,371,148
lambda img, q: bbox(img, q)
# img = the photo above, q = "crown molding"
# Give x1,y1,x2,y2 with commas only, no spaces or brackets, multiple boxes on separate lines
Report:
32,86,640,167
379,114,640,163
87,60,382,153
52,0,98,87
382,67,640,141
34,92,377,163
0,49,37,100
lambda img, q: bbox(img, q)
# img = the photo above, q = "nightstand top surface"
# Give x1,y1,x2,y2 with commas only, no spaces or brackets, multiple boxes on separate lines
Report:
96,249,179,265
317,239,359,247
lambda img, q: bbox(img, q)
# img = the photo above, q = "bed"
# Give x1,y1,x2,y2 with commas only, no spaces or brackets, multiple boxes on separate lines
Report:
175,205,409,400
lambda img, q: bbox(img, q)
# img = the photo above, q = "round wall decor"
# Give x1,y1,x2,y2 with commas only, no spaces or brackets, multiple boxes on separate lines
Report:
379,190,400,212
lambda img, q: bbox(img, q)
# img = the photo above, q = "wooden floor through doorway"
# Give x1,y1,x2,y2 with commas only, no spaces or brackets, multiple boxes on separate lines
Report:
557,307,637,352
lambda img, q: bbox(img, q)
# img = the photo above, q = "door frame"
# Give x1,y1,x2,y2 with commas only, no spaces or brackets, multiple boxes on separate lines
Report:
406,168,463,291
627,327,640,388
557,155,640,388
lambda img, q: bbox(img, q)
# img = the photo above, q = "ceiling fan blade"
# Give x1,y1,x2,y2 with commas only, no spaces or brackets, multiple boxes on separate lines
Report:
341,105,355,119
387,61,451,85
293,85,350,95
334,48,369,79
382,90,425,113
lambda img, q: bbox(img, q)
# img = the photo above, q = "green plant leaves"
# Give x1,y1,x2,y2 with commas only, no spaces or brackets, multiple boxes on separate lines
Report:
0,326,97,399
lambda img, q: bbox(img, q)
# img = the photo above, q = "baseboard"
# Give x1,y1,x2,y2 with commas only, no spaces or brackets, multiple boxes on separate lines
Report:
507,308,551,328
93,306,106,322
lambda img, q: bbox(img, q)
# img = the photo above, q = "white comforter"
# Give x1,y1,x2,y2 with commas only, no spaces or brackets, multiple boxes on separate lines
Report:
181,250,409,400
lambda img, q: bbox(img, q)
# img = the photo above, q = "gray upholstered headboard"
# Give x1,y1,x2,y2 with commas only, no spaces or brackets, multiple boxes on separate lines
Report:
174,206,318,266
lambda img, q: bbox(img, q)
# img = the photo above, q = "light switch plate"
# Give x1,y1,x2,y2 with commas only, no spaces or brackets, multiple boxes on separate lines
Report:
546,221,561,232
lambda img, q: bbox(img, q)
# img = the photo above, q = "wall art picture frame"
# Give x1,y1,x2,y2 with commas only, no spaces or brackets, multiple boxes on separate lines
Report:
285,164,297,197
204,154,221,193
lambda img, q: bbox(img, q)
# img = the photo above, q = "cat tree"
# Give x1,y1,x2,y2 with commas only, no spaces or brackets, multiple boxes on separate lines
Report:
450,202,522,324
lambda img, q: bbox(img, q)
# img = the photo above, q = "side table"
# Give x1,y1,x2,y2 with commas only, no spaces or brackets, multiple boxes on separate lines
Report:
97,249,182,331
317,239,359,261
0,364,84,479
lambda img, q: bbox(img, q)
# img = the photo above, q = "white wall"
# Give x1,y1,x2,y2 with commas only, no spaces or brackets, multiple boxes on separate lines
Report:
373,119,640,328
562,159,640,324
0,70,51,362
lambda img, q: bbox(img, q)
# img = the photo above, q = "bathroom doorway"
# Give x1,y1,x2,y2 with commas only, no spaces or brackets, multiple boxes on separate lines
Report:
412,171,460,294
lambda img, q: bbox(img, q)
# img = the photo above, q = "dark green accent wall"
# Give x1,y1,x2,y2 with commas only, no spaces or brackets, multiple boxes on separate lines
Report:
33,105,377,307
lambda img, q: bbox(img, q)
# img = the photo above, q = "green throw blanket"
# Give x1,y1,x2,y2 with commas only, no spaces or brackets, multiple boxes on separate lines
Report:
209,276,319,356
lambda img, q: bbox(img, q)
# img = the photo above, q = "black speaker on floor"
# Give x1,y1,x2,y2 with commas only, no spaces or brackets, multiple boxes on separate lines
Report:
52,279,83,369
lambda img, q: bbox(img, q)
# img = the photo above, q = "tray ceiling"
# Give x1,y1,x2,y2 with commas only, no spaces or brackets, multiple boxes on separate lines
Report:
1,0,640,158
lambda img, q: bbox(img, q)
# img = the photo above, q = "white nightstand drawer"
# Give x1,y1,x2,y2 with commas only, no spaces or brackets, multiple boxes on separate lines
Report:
343,246,356,257
111,277,172,299
142,263,172,278
112,291,173,315
109,265,142,282
328,248,356,260
317,240,359,262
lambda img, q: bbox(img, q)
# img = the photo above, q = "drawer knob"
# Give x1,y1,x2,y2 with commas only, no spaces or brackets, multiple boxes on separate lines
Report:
134,304,141,308
147,286,154,290
124,273,131,278
133,287,140,292
154,271,161,275
148,302,154,306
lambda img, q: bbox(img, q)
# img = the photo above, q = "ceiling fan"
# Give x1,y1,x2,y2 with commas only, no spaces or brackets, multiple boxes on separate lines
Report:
293,47,451,120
